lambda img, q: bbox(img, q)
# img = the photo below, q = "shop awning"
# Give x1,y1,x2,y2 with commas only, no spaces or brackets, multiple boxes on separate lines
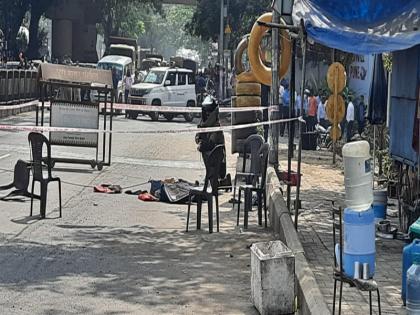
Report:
293,0,420,54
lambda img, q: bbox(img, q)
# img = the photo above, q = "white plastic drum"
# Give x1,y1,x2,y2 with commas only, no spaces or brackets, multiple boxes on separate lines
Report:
342,141,373,211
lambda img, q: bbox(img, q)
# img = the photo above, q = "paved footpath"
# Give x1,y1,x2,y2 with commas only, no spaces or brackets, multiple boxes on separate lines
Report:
278,138,407,315
0,111,271,315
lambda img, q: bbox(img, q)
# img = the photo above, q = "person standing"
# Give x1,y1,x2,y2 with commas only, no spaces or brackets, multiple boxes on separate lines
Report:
346,97,355,142
295,93,302,117
280,82,290,137
307,92,318,131
279,79,285,100
111,67,119,103
303,89,310,116
196,71,206,106
357,95,366,135
123,70,133,104
317,96,327,128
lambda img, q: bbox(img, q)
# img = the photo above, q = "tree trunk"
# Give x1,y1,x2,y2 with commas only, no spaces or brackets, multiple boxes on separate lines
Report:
4,10,26,58
27,7,42,59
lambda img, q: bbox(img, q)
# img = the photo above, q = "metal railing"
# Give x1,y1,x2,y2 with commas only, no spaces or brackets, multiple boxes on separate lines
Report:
0,69,38,105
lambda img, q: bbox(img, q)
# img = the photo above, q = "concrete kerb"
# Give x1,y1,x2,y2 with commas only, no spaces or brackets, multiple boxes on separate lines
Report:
267,167,331,315
0,102,37,118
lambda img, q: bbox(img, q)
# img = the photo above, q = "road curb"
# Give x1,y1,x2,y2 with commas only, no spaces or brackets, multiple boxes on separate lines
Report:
0,102,37,118
267,167,331,315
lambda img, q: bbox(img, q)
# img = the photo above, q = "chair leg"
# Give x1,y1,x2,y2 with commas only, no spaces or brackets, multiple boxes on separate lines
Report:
215,194,219,232
333,279,337,315
369,291,372,315
30,180,35,217
186,195,192,232
197,196,202,230
232,176,237,211
58,180,62,218
237,189,242,226
257,191,262,226
208,195,213,234
207,195,213,233
40,182,47,219
377,289,381,315
232,186,236,211
263,190,268,228
244,188,251,229
338,280,343,315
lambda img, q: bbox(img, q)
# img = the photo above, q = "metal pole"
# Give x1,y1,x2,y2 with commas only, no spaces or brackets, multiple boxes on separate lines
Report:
386,71,392,128
373,125,376,189
219,0,224,100
295,21,307,230
332,48,336,165
269,10,280,165
287,40,296,212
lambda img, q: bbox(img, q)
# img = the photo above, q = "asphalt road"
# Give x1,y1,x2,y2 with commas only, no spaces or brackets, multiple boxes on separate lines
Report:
0,111,271,315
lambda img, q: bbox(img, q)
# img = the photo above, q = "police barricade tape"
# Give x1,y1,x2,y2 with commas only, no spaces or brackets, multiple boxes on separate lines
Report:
99,103,278,113
0,101,281,113
0,100,278,114
37,102,278,113
0,116,304,135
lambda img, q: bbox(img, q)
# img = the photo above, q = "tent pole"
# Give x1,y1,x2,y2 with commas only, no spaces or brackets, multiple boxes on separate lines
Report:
287,40,296,212
269,10,280,166
295,20,307,230
332,48,336,165
373,125,376,189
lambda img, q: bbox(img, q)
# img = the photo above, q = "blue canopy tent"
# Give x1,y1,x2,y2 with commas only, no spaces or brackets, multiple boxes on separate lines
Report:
292,0,420,55
292,0,420,165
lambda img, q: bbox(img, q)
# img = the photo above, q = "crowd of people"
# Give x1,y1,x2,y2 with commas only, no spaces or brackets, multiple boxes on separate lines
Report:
279,79,367,142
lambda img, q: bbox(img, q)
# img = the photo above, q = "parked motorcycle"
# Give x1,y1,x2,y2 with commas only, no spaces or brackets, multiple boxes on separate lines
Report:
315,123,333,150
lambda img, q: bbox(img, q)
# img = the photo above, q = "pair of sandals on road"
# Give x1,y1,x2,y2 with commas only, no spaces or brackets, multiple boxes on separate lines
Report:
93,184,122,194
94,184,158,202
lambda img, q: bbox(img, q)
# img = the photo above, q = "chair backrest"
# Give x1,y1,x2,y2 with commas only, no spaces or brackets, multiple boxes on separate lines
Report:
202,144,225,194
241,134,264,175
13,159,30,190
332,201,344,275
28,132,52,181
259,143,270,189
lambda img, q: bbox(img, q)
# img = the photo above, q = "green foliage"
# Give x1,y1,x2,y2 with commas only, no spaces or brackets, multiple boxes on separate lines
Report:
0,0,28,56
383,53,392,72
139,4,210,62
187,0,271,47
95,0,162,48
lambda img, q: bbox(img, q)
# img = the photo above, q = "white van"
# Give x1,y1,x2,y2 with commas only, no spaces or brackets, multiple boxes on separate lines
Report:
96,55,133,103
128,67,196,121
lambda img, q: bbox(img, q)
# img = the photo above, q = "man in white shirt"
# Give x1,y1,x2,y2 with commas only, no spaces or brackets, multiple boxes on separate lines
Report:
124,70,134,104
346,97,355,142
317,97,327,128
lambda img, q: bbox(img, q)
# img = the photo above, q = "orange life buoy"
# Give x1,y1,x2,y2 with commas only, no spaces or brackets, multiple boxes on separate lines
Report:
235,36,268,76
236,71,258,83
248,12,292,86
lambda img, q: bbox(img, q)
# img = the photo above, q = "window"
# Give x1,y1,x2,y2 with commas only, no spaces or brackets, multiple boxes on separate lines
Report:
166,72,176,86
143,71,166,84
97,63,123,81
178,73,187,85
188,74,195,85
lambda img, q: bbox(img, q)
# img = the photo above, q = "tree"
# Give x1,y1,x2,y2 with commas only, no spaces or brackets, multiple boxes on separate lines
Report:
139,5,209,60
0,0,29,57
187,0,271,48
26,0,54,59
95,0,162,50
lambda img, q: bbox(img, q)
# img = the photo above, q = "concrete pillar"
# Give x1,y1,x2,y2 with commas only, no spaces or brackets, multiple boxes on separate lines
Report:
73,23,98,63
52,19,72,61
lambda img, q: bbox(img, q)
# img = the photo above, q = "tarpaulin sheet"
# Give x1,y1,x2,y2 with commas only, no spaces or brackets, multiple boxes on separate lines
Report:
292,0,420,54
368,54,387,125
389,45,420,165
